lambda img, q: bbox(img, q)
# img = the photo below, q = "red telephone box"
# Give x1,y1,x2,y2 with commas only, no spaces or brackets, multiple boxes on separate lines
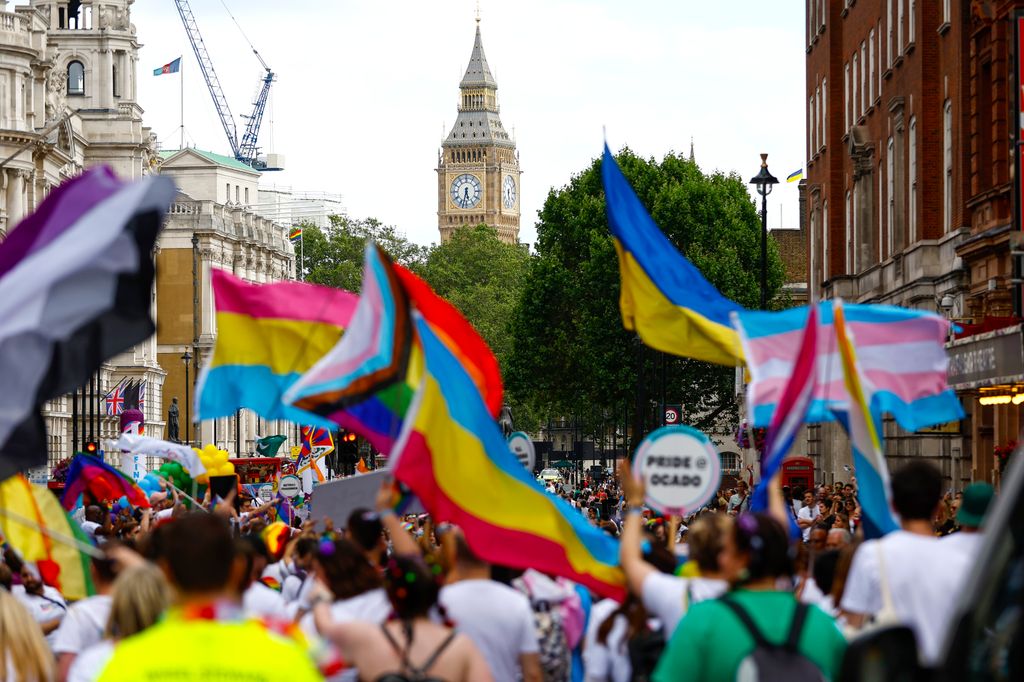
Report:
780,456,814,491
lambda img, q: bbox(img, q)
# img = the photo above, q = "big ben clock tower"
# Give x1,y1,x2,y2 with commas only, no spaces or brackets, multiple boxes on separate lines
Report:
437,19,520,245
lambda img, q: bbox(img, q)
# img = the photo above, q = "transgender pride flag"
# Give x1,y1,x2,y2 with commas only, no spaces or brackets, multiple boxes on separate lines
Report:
747,303,818,513
735,302,963,432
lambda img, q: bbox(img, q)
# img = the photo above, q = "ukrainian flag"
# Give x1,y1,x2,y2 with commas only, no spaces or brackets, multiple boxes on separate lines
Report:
786,169,803,183
601,145,744,366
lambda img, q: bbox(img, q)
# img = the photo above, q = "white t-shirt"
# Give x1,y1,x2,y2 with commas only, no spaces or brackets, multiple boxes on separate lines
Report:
13,585,67,647
300,587,391,640
639,572,728,636
66,639,114,682
439,579,539,682
941,531,984,558
242,582,288,620
798,504,821,542
582,598,632,682
80,521,101,541
53,594,113,655
841,530,971,665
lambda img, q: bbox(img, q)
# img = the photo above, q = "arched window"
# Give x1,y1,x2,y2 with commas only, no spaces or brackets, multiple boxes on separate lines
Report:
719,451,740,472
67,61,85,96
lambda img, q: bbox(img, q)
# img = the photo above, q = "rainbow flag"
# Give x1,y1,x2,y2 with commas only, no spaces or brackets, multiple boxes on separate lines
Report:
602,144,744,365
61,455,150,511
289,226,303,243
196,269,358,426
0,475,95,600
833,300,900,538
286,244,502,454
392,315,625,599
736,302,963,432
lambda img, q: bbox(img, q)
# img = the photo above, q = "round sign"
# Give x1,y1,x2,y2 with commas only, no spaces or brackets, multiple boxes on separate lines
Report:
507,432,536,473
664,407,680,424
633,425,721,516
278,475,302,498
257,483,275,504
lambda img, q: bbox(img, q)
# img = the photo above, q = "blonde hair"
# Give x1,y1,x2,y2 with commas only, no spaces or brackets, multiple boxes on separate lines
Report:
105,563,170,639
0,588,54,681
686,513,734,572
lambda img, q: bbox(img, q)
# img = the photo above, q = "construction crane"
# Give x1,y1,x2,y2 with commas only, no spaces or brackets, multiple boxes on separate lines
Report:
173,0,281,170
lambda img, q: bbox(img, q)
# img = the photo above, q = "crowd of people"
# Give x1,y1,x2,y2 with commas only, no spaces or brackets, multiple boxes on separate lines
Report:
0,457,995,681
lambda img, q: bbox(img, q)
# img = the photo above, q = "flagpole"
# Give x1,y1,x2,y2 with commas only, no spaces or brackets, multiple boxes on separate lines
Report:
180,56,184,150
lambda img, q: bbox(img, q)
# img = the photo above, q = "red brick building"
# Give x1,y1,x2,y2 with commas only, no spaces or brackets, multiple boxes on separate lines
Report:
801,1,1024,486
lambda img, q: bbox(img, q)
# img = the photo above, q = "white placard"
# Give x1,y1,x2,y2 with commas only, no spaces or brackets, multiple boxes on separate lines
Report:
257,483,275,503
278,475,302,498
633,425,722,516
507,432,536,473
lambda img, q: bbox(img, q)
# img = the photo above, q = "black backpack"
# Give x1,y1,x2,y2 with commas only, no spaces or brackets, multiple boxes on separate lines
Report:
719,597,824,682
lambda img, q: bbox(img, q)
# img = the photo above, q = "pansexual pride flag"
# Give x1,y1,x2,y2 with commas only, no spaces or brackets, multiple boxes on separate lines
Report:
196,270,358,426
735,302,963,432
833,301,900,537
392,315,625,599
602,144,744,366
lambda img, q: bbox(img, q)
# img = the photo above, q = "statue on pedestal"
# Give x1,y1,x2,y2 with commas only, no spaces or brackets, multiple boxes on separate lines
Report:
167,397,180,443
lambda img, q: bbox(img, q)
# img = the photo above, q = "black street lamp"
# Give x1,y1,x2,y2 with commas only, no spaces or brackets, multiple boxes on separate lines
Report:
181,350,192,446
749,153,778,309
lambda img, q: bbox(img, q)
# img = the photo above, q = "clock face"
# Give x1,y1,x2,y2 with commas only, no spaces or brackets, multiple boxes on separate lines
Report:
502,175,517,209
450,174,482,209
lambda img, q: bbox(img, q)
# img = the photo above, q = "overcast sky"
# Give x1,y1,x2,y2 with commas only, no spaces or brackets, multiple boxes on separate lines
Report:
134,0,805,248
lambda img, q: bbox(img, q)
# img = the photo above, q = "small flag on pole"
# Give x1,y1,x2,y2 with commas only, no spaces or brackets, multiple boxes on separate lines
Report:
289,226,302,243
153,57,181,76
786,169,803,183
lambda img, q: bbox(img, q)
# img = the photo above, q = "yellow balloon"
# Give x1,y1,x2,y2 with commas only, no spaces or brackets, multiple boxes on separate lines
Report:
222,462,234,474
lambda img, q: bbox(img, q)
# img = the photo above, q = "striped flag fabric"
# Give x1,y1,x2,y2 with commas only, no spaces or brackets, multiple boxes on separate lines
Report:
195,270,359,427
289,226,302,243
745,303,819,513
601,144,744,366
61,455,151,511
833,300,900,538
391,314,626,599
0,475,95,600
153,57,181,76
0,168,175,481
786,169,803,183
735,302,963,432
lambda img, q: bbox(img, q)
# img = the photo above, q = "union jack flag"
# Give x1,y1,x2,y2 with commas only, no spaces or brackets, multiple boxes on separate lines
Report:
104,379,127,416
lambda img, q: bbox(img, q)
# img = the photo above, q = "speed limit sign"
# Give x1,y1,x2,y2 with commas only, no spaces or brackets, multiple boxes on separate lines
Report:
664,405,682,425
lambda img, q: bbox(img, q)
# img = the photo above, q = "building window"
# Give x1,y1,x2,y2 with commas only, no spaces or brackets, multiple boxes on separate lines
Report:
878,161,885,260
844,62,850,130
852,53,859,121
821,78,826,149
877,21,883,92
887,0,893,66
112,63,119,98
944,99,952,233
943,0,951,23
860,42,867,114
845,190,853,274
809,94,816,152
887,137,895,257
235,185,240,203
898,0,904,52
908,0,915,45
868,30,876,103
226,183,230,203
823,200,829,281
67,61,85,96
244,187,249,204
909,116,917,241
719,451,740,472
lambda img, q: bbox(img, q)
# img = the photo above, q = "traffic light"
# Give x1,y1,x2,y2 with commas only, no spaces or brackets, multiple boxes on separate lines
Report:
83,440,98,455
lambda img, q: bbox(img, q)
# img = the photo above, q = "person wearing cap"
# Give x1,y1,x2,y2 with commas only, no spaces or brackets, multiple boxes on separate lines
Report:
942,482,994,557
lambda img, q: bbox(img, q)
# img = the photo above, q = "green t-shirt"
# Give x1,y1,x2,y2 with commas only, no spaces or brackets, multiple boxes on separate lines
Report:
97,613,322,682
653,589,847,682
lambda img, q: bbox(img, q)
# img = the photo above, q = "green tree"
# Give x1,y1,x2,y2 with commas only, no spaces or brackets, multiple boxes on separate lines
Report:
299,215,427,290
421,224,530,376
506,148,784,447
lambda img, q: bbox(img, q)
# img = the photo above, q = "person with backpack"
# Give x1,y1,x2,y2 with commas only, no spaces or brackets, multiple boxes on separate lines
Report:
653,513,846,682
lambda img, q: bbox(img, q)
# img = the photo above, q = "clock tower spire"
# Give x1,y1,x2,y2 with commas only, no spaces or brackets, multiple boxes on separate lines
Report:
437,19,520,245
